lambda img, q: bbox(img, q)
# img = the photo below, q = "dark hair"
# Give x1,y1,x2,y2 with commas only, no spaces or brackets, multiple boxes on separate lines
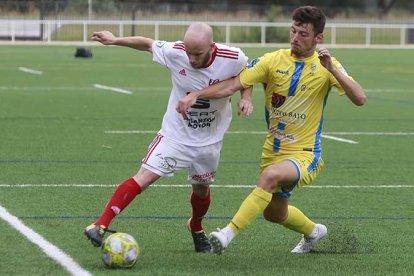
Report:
292,6,326,34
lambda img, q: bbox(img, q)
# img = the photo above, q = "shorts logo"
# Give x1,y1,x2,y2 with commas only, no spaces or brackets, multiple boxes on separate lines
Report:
156,154,177,172
271,92,285,108
192,171,216,183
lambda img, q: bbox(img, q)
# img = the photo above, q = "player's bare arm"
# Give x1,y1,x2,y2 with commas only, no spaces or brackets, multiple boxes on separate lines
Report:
176,75,244,119
92,30,154,52
318,47,366,106
238,86,254,117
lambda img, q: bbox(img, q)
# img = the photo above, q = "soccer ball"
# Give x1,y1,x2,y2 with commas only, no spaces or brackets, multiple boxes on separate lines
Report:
101,232,140,268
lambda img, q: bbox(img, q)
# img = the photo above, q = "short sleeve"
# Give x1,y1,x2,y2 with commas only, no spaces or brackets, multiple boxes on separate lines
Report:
239,54,270,88
152,40,173,68
330,58,355,96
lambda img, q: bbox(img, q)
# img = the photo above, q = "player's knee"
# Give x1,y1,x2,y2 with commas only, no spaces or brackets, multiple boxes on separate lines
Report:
258,169,282,192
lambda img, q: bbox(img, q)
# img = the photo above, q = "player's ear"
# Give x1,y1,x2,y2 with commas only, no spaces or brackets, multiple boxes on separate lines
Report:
315,33,324,44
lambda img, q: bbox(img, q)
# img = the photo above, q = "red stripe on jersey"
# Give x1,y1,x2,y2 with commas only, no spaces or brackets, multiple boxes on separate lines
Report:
173,42,185,51
216,54,238,60
217,49,239,56
142,133,163,164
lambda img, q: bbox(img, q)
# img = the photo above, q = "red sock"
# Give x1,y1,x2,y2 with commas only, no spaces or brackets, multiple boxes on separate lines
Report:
95,178,142,227
189,190,211,232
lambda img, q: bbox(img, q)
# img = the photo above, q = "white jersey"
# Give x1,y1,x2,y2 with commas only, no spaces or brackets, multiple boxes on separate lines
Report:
151,40,248,146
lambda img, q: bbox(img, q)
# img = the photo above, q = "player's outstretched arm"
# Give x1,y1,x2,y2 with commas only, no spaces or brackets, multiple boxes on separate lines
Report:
91,30,154,52
176,76,243,119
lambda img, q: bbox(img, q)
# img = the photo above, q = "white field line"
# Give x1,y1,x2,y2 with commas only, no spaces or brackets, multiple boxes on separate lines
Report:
105,130,361,144
104,130,414,136
0,204,91,276
0,86,170,91
325,132,414,136
93,84,133,95
18,67,43,75
0,184,413,189
1,86,410,93
365,89,412,93
320,134,358,144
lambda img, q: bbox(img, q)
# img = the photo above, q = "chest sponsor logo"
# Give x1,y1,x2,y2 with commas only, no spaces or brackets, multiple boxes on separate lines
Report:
185,111,217,129
185,92,216,129
191,98,210,109
271,92,286,108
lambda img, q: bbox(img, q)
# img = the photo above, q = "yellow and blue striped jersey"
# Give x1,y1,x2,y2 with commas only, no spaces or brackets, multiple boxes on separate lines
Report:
240,49,352,156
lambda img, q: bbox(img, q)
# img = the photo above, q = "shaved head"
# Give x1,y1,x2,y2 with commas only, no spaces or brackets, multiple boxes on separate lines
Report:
183,22,215,68
184,22,213,47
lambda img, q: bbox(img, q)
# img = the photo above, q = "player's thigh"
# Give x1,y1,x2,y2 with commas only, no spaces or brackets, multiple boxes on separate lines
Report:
188,141,222,184
259,151,324,193
291,154,324,188
141,134,192,177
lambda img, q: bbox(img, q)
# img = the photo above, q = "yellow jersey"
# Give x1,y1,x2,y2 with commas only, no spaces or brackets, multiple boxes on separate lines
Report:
240,49,352,158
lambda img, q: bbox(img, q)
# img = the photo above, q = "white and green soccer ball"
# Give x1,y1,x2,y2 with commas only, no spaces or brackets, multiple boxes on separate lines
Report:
101,232,140,268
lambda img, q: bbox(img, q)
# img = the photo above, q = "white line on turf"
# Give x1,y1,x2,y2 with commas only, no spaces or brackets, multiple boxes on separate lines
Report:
18,67,43,75
0,86,410,93
93,84,133,95
320,134,358,144
0,86,170,91
0,204,91,276
104,130,359,143
325,132,414,136
104,130,414,136
365,89,412,93
0,184,413,188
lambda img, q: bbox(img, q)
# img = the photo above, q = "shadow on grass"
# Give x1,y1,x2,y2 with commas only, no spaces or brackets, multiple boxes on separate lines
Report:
313,223,377,254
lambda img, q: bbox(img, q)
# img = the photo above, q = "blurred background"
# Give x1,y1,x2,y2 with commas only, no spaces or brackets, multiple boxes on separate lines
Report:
1,0,414,46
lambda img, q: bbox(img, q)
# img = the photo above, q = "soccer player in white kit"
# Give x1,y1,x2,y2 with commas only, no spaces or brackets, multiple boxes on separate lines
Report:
84,23,253,253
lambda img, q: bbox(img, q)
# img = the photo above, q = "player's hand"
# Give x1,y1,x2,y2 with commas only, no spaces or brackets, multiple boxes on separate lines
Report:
91,31,117,45
176,93,198,119
318,47,334,72
237,98,253,117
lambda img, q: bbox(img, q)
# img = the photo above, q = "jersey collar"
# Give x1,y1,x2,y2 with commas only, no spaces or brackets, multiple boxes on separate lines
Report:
201,43,217,68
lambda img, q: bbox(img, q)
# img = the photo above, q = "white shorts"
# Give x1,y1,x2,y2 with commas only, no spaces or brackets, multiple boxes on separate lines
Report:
141,133,222,185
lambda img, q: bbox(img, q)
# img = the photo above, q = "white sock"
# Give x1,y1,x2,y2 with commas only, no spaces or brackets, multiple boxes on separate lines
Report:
309,224,319,239
221,226,236,243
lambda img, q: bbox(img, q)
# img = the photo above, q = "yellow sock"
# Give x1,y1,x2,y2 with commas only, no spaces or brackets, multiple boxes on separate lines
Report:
280,205,315,237
228,187,272,234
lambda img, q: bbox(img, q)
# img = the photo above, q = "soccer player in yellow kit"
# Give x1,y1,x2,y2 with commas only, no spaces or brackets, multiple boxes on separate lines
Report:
177,6,366,254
